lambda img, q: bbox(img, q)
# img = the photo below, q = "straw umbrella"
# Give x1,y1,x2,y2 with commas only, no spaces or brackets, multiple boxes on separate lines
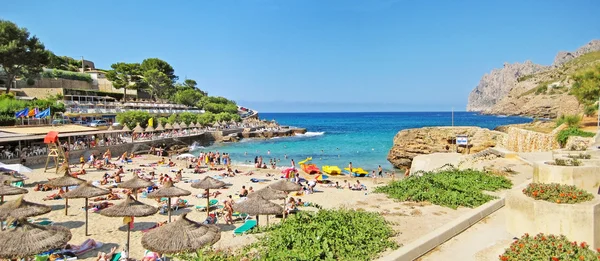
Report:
0,173,24,185
269,180,302,219
248,187,287,225
233,197,283,227
118,174,153,199
0,184,27,203
179,122,188,129
189,122,197,128
164,122,173,130
0,219,72,259
46,173,86,215
141,213,221,255
146,125,155,132
155,122,165,132
172,122,181,130
122,125,132,132
100,195,158,257
133,123,144,133
191,177,226,216
62,182,110,236
147,181,191,222
0,196,51,220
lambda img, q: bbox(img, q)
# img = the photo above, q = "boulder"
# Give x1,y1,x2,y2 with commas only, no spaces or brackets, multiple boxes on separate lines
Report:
387,127,506,169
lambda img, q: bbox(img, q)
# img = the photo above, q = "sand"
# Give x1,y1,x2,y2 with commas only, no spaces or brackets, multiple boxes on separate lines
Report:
5,154,471,260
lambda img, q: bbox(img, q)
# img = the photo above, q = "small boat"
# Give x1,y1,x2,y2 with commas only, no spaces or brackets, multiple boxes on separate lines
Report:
344,167,369,177
322,165,342,175
299,157,320,174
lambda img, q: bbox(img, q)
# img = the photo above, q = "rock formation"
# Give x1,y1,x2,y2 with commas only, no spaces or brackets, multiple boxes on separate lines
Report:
467,40,600,115
387,127,506,169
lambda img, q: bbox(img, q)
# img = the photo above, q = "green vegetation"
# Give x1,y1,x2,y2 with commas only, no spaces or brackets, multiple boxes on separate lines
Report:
374,168,512,209
523,183,593,204
553,158,582,166
116,110,240,129
47,54,89,72
0,20,50,94
0,94,65,125
41,69,92,82
115,111,154,129
517,74,535,82
555,114,582,128
570,64,600,107
567,153,591,160
535,82,548,95
556,127,594,147
499,233,600,261
584,104,597,116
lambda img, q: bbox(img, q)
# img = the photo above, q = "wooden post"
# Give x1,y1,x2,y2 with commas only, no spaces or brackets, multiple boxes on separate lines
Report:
126,222,131,258
65,187,69,215
168,197,172,223
206,190,210,217
85,198,89,236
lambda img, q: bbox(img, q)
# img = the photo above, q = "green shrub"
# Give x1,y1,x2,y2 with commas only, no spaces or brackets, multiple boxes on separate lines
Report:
523,183,593,204
0,115,16,126
555,114,582,128
374,168,512,209
41,69,92,83
250,209,397,261
116,111,153,129
584,104,597,116
567,153,591,160
499,233,600,261
517,74,535,82
554,158,582,166
556,127,595,147
535,83,548,94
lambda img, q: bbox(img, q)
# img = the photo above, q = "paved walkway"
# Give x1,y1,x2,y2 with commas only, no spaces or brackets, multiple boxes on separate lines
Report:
517,152,553,164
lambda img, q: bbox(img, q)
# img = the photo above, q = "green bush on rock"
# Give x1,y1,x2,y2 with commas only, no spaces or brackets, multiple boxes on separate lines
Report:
556,127,595,147
374,168,512,209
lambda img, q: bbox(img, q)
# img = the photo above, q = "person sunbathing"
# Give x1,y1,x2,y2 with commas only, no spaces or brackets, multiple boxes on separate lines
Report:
197,189,221,198
242,171,254,176
64,239,101,256
96,247,117,261
70,169,87,177
93,190,121,201
168,160,176,167
141,250,160,261
352,180,365,191
286,197,297,214
43,188,65,200
34,183,53,192
88,201,114,211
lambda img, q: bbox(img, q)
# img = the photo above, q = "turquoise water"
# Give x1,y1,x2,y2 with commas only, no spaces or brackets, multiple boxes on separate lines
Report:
195,112,531,172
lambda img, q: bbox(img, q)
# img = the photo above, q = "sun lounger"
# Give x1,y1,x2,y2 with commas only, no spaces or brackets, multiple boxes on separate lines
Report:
233,219,257,236
195,199,218,211
110,252,121,261
11,181,24,187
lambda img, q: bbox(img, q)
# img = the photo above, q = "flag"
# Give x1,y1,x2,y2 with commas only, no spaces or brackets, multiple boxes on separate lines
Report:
35,108,50,118
148,118,153,127
27,108,38,117
15,108,29,118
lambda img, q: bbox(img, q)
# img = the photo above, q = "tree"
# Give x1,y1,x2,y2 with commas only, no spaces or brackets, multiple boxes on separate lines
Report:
106,62,144,100
196,112,215,126
0,20,50,93
116,111,151,129
140,58,177,82
143,69,172,99
178,112,196,125
570,65,600,106
172,88,204,107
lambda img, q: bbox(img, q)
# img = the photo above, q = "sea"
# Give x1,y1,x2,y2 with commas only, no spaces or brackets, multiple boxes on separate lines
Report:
193,112,531,172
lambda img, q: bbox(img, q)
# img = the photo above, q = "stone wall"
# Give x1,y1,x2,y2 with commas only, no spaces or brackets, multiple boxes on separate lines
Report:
504,126,564,152
17,78,93,90
20,88,64,100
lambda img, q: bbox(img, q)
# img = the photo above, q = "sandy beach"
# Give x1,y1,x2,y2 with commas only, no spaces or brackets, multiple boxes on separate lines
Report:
2,152,531,260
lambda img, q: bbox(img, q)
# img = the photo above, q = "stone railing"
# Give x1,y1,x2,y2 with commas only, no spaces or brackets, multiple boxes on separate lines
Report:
504,124,566,152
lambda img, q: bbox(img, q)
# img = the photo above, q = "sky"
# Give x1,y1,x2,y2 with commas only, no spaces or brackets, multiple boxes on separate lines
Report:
2,0,599,112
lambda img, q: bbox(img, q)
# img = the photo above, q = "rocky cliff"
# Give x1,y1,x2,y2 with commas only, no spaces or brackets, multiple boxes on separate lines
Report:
467,40,600,116
387,126,506,169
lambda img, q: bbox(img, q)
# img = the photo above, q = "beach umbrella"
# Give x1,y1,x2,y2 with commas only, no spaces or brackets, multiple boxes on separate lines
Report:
133,123,144,133
146,181,191,222
0,163,32,173
164,123,173,130
315,174,329,182
99,195,158,257
269,180,302,219
180,122,188,128
46,173,86,215
191,177,226,216
248,186,287,226
233,197,283,227
117,174,154,199
176,153,195,159
0,219,72,259
122,125,131,132
212,122,220,128
172,122,181,130
155,122,165,131
189,122,197,128
0,196,51,220
0,173,24,185
145,125,155,132
107,125,114,131
0,184,27,203
141,213,221,254
62,182,110,236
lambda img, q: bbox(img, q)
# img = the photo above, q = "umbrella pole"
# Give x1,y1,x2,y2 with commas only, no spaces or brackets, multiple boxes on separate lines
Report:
283,197,286,219
1,195,3,204
256,215,260,228
168,197,172,223
127,221,131,258
65,187,69,216
84,198,89,237
206,190,210,217
267,215,269,227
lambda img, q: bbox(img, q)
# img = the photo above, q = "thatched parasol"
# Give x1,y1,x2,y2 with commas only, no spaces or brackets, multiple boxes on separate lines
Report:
179,122,188,128
107,125,114,131
0,196,51,220
0,184,27,203
122,125,131,132
145,125,155,132
133,123,144,133
164,123,173,130
191,177,226,216
155,122,165,131
46,174,86,215
248,186,287,201
117,174,153,199
212,122,220,128
268,180,302,219
233,197,283,226
100,195,158,257
0,174,24,184
0,219,72,259
141,213,221,254
62,182,110,236
172,122,181,129
189,122,197,128
147,181,191,222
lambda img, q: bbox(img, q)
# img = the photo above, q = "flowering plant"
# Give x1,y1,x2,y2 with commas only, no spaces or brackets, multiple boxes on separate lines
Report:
499,233,600,260
523,183,593,204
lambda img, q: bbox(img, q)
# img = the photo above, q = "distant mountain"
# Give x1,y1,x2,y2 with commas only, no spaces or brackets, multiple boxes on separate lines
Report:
466,40,600,118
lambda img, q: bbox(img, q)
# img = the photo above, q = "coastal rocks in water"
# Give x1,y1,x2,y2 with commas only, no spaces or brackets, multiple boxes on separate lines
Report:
466,61,547,112
387,127,506,169
168,144,190,154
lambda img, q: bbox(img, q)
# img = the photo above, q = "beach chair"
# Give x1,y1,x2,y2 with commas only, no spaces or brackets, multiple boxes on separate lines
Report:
110,252,121,261
195,199,218,211
233,219,257,236
11,181,24,187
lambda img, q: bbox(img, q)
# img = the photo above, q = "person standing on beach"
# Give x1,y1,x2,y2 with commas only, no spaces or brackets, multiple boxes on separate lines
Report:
348,162,353,173
291,159,295,169
378,165,383,177
371,170,377,184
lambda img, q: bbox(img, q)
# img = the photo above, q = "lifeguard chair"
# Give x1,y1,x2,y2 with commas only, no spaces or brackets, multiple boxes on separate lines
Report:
44,131,67,173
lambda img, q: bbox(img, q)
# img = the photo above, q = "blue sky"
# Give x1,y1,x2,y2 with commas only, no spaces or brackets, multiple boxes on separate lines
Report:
3,0,599,112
